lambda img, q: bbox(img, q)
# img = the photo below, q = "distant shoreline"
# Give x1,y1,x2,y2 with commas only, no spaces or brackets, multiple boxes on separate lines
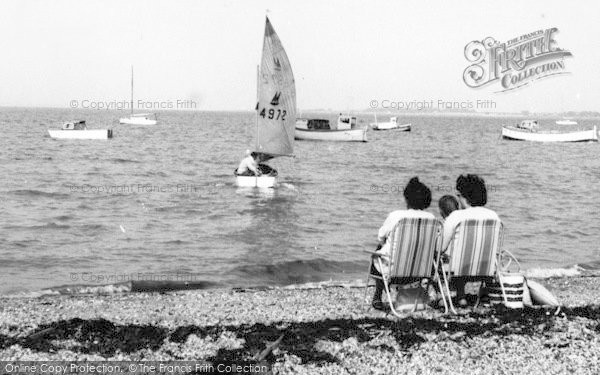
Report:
2,106,600,119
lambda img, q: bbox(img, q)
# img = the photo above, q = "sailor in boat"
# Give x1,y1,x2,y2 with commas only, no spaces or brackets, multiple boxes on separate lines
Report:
235,151,278,177
236,150,262,177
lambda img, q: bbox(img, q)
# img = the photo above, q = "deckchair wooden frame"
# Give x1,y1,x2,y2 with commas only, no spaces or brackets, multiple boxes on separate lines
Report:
440,219,505,314
365,217,448,317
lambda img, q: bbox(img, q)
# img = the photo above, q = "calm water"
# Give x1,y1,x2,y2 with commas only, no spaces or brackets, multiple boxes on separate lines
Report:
1,108,600,294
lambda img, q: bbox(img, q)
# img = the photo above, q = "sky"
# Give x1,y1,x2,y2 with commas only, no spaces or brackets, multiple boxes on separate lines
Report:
0,0,599,113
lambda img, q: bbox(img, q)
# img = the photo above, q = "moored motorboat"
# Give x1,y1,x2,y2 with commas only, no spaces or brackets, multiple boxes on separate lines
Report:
295,115,368,142
502,120,597,142
234,17,296,188
370,116,411,131
48,121,113,140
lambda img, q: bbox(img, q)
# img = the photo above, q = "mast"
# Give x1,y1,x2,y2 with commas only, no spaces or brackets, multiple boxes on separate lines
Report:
255,64,259,150
130,65,134,116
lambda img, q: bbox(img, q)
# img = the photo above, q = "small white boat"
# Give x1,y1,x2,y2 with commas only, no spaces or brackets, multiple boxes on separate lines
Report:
370,116,411,131
502,120,597,142
235,175,277,188
556,119,578,125
119,113,157,125
119,66,157,125
295,115,368,142
235,166,278,188
235,17,296,188
48,121,113,140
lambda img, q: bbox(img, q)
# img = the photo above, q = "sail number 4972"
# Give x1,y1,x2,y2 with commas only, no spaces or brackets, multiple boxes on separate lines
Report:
259,108,287,121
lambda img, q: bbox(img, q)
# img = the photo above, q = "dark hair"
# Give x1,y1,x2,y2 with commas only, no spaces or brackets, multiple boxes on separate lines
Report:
438,195,459,218
456,174,487,206
403,177,431,210
250,152,258,158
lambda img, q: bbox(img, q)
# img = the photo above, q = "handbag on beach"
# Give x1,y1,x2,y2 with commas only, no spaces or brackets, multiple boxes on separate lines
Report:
484,248,525,309
487,272,525,309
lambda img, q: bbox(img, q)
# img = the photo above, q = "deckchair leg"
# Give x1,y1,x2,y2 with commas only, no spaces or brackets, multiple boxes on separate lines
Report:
382,276,404,318
441,270,457,314
374,258,405,318
436,275,449,314
364,257,381,309
432,262,449,314
364,260,374,306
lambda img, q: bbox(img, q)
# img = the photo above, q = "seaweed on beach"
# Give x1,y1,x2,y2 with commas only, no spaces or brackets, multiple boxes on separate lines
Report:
170,307,567,366
18,318,168,356
1,304,594,368
561,305,600,320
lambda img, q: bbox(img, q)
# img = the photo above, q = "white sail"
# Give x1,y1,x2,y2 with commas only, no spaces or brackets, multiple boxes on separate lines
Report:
255,17,296,157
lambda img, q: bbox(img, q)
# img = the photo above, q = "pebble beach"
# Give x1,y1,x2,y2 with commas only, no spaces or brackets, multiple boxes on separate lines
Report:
1,276,600,374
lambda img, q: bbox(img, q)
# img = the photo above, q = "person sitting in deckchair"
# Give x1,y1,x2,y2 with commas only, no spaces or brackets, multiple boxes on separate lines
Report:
441,174,499,306
370,177,434,311
438,195,459,220
236,150,262,176
433,194,460,266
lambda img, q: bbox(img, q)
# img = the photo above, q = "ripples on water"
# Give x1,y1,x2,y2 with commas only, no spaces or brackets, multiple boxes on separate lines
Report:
1,108,599,294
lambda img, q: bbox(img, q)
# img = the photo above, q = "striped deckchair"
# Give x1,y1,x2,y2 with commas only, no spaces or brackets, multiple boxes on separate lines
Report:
365,217,445,317
441,219,504,313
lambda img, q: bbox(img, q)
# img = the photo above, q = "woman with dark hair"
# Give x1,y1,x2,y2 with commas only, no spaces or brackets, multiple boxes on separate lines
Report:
370,177,434,310
441,174,499,305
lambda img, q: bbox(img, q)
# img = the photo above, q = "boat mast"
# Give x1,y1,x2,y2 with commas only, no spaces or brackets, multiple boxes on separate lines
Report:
255,64,259,151
130,65,134,116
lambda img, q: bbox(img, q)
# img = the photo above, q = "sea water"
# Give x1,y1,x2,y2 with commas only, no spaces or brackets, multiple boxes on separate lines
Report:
1,108,599,294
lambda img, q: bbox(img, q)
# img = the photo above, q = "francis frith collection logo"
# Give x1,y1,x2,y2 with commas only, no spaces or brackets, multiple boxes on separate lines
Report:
463,27,572,92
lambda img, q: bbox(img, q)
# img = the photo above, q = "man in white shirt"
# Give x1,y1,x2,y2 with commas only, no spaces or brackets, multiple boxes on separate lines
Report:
441,174,499,305
236,151,262,176
371,177,433,311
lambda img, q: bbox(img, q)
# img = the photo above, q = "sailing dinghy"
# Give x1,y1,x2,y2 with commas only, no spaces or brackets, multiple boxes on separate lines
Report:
235,17,296,188
119,66,158,125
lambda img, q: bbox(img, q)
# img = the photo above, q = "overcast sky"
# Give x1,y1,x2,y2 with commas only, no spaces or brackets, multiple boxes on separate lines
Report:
0,0,598,113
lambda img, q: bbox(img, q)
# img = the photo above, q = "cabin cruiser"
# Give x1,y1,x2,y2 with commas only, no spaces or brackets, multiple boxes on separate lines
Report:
48,121,113,140
295,115,368,142
501,120,597,142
